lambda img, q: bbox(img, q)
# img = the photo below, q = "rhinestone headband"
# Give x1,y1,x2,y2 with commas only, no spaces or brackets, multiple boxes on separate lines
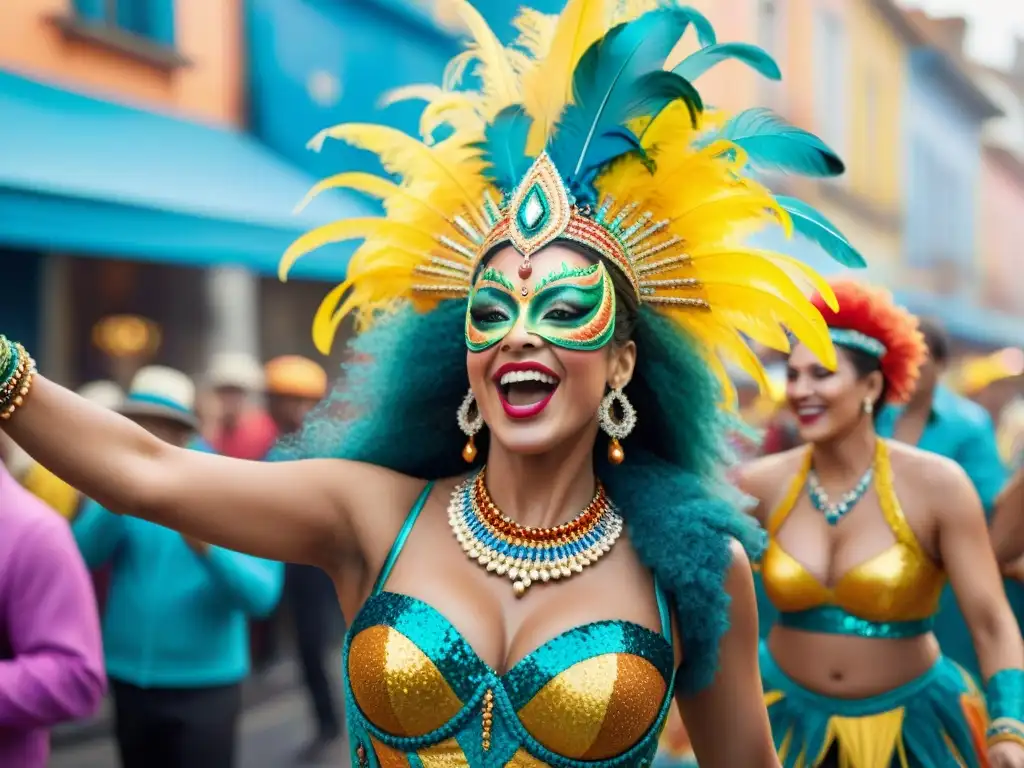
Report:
416,153,706,310
829,328,888,359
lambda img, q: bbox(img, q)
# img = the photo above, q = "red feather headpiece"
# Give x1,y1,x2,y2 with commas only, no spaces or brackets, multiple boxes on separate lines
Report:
810,280,926,405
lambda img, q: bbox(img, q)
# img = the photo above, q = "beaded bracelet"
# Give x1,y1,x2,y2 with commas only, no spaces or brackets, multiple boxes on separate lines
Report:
988,718,1024,749
986,669,1024,749
0,336,36,421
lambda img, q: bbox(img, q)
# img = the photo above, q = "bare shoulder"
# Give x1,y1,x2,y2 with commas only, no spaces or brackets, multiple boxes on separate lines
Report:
735,448,806,514
301,458,431,553
885,440,979,518
725,538,755,590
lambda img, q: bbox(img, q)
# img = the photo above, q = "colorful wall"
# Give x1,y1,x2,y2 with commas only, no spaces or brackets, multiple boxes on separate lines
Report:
0,0,243,126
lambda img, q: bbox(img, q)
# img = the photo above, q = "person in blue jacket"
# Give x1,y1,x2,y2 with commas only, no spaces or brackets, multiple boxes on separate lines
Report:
72,366,283,768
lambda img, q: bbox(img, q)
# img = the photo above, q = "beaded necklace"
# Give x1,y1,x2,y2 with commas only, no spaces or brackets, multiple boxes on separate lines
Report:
807,454,876,526
448,469,623,597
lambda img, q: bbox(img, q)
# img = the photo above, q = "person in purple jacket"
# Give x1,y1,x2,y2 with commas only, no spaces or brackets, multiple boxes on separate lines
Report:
0,432,106,767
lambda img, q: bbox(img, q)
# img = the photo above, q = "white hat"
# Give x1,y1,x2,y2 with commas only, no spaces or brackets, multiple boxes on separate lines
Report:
77,380,125,410
117,366,199,430
207,352,265,392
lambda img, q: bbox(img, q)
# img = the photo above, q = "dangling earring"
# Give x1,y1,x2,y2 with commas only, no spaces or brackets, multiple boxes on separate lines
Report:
457,389,484,463
863,397,875,416
598,388,637,465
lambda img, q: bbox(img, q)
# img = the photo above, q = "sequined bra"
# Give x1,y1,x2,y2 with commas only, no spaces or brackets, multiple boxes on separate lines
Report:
761,440,945,639
343,483,677,768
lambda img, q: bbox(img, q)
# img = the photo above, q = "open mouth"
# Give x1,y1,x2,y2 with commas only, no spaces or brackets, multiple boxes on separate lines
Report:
493,363,561,419
794,404,827,426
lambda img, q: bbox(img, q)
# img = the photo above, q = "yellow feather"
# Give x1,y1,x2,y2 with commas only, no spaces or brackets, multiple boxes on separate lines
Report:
703,284,836,370
280,219,439,281
436,0,519,112
292,172,465,240
523,0,611,153
513,8,557,58
378,86,483,139
715,308,792,352
443,51,475,89
754,250,838,311
379,84,442,109
312,280,352,354
307,124,487,220
640,101,706,151
676,314,770,391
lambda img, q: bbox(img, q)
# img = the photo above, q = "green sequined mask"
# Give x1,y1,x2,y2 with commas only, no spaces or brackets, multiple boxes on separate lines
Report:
465,262,617,352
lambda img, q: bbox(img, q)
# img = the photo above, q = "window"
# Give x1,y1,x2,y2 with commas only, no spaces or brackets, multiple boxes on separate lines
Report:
813,8,848,156
73,0,175,47
907,137,970,277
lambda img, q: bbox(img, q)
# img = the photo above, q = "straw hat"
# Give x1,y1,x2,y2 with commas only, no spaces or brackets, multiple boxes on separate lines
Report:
118,366,199,430
264,356,329,400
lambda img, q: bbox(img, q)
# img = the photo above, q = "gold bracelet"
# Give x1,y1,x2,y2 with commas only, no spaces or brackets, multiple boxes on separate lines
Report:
988,718,1024,750
0,355,35,421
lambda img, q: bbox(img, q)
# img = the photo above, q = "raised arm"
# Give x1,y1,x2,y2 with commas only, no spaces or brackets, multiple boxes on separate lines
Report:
3,375,407,570
676,541,780,768
991,467,1024,565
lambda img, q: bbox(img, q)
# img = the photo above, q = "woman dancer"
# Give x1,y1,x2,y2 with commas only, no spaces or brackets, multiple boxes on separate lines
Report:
1,2,863,765
741,280,1024,767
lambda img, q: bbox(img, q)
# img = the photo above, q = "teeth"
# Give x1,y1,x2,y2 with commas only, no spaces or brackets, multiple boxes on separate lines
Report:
499,370,559,386
797,407,825,416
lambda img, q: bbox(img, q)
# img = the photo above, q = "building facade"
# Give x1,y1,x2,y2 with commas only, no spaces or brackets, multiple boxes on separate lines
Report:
775,0,910,286
898,13,1016,347
974,53,1024,319
0,0,374,384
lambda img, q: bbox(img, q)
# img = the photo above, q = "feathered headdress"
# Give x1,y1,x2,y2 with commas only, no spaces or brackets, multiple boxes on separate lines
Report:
281,0,865,393
810,280,926,405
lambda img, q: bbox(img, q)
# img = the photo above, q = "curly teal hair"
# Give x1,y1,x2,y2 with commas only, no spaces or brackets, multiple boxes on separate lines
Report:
273,291,764,694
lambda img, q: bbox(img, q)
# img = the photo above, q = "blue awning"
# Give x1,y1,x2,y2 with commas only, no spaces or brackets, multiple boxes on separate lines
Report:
0,70,369,280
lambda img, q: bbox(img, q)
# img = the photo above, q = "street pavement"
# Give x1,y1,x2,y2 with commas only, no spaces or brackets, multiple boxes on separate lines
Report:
50,689,350,768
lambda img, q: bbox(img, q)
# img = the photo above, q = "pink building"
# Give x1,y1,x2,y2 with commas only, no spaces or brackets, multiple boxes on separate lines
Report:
974,44,1024,317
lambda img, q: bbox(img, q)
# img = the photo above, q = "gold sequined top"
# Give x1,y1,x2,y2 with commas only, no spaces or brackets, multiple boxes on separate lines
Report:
761,441,945,635
343,484,678,767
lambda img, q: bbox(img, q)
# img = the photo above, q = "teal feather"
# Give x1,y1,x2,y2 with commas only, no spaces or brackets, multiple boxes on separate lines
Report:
711,108,844,177
478,105,533,190
674,6,718,48
672,42,780,82
776,195,866,268
627,70,702,126
548,9,704,202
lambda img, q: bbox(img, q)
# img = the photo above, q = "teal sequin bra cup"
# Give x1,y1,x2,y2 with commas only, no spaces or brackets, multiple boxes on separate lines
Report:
343,484,678,768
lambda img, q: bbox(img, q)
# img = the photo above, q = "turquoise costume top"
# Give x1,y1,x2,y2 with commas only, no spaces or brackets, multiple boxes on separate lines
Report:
343,484,678,768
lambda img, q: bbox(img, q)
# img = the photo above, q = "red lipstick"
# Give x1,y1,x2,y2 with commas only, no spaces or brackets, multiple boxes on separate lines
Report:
493,362,561,420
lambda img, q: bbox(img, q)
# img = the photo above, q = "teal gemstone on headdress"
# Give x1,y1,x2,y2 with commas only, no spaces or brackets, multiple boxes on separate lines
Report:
518,184,550,235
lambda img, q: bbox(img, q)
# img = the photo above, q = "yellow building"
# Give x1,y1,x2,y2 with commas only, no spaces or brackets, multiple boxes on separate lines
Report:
784,0,915,282
663,1,911,281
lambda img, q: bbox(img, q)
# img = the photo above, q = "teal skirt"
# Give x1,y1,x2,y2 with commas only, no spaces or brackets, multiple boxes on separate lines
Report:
761,643,988,767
